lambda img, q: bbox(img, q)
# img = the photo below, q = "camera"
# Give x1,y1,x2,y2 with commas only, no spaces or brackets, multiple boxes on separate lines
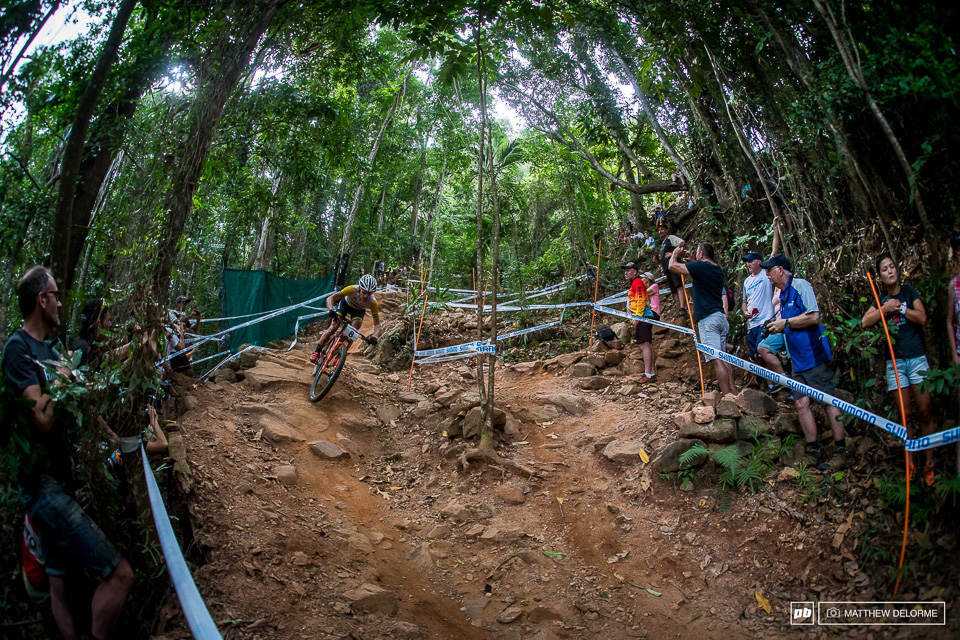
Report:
759,319,773,341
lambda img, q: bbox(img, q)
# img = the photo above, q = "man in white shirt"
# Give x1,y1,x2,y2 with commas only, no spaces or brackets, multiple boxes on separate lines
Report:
742,252,786,393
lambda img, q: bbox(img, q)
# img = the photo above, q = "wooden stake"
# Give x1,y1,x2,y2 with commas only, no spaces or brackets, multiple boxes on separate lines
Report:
867,272,911,597
681,274,706,397
589,239,601,346
407,292,429,391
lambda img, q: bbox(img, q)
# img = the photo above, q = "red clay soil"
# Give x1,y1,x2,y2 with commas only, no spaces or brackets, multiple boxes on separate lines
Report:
154,308,958,640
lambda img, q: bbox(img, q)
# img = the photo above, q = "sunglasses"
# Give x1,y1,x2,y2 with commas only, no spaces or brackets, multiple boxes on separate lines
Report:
41,290,61,301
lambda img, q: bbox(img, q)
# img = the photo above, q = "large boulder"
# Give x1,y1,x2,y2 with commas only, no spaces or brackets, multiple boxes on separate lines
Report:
611,322,632,344
541,394,591,417
462,406,507,439
585,353,607,369
604,350,626,367
773,413,802,436
601,439,646,464
342,583,399,616
716,400,742,419
569,362,599,377
309,440,350,460
680,419,736,443
651,439,708,472
737,415,773,441
735,388,779,416
577,376,611,390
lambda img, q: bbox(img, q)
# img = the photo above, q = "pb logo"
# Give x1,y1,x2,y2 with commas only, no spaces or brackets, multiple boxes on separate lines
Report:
790,602,814,625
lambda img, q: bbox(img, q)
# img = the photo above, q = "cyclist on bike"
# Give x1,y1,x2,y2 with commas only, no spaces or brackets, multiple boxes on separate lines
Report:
310,274,381,363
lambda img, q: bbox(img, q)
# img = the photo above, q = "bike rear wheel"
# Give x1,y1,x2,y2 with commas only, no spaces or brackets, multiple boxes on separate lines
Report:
309,343,347,402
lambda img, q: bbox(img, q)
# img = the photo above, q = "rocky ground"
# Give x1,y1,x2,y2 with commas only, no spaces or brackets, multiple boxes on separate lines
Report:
153,295,960,640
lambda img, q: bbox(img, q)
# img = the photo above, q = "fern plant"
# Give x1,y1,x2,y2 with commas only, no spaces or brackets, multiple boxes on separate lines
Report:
677,440,780,512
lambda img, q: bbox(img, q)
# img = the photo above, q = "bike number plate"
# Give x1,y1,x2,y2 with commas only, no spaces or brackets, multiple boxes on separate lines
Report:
343,324,360,340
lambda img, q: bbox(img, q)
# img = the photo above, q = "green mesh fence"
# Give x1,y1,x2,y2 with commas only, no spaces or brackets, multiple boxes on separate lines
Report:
219,269,334,351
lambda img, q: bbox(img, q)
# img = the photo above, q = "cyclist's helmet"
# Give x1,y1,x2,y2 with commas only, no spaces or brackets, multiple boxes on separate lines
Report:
359,274,378,293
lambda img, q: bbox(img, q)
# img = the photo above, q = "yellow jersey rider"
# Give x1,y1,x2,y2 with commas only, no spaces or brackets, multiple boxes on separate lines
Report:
310,274,382,363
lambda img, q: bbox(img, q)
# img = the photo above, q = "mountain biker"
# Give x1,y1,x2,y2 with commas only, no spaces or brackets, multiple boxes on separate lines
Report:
310,274,382,363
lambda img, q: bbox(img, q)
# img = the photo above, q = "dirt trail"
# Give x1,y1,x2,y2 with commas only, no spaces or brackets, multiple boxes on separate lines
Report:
159,307,952,640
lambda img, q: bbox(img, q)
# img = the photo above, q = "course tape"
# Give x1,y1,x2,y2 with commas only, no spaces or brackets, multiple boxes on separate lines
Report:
158,292,334,365
692,341,960,452
200,345,269,381
140,442,222,639
593,304,696,336
414,318,565,359
287,310,330,351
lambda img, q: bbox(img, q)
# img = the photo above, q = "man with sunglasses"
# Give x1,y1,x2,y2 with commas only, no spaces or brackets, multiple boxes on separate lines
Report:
2,266,133,640
761,254,846,471
310,273,383,363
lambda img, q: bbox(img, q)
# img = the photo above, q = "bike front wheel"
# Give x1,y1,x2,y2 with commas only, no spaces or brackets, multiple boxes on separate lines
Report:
309,343,347,402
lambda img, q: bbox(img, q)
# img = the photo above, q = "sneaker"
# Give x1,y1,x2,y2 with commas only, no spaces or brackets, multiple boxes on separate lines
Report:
309,350,320,364
924,460,935,488
638,375,658,385
765,383,785,395
802,448,821,468
819,448,848,472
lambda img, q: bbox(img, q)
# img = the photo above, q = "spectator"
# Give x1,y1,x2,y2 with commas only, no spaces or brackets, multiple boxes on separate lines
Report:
641,272,660,318
622,262,657,384
761,254,846,470
741,252,780,392
669,243,737,396
862,253,936,485
656,223,687,317
948,234,960,478
167,295,199,332
2,266,133,640
70,299,130,370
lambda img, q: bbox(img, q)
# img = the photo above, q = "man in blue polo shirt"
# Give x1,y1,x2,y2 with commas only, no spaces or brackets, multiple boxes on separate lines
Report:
762,254,846,470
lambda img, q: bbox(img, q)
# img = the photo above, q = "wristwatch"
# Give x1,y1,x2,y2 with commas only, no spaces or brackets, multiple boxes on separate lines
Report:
900,302,908,316
785,318,790,330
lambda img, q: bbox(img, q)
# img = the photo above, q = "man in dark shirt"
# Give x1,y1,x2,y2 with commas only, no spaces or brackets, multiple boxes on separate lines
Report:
669,242,737,397
657,223,687,316
2,266,132,640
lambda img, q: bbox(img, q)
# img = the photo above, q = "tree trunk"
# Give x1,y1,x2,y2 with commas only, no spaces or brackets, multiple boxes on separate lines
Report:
50,0,138,294
254,172,284,271
152,2,280,295
812,0,937,272
0,1,60,92
339,71,408,257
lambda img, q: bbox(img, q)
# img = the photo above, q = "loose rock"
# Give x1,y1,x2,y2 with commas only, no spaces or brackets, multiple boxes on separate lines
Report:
308,440,350,460
342,583,399,616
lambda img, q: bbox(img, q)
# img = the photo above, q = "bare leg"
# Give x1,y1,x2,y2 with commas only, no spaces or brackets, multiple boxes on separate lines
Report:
824,405,845,442
758,346,785,374
49,576,78,640
90,559,134,640
317,318,340,351
640,342,655,376
796,396,818,444
912,386,936,467
713,360,737,396
892,388,915,470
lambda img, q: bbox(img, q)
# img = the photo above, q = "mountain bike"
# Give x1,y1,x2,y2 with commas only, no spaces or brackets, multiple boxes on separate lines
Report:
308,319,373,402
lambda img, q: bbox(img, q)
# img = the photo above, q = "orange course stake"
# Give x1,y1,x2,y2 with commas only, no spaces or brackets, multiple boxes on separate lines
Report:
867,272,911,597
681,274,706,397
407,292,429,391
589,239,602,346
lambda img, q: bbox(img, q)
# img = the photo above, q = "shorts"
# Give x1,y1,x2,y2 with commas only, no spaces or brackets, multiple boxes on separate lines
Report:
792,363,837,403
757,332,787,358
697,312,729,363
885,355,929,391
747,325,763,359
336,299,366,321
21,475,122,579
634,312,659,344
663,270,684,303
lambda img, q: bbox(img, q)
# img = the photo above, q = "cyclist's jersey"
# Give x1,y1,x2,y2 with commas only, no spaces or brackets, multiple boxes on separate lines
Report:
338,285,379,318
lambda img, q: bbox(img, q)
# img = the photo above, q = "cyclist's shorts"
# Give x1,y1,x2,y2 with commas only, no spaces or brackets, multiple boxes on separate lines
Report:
336,299,366,321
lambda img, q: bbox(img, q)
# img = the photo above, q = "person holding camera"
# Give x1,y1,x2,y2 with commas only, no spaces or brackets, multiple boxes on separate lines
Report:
669,242,737,397
761,254,846,471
